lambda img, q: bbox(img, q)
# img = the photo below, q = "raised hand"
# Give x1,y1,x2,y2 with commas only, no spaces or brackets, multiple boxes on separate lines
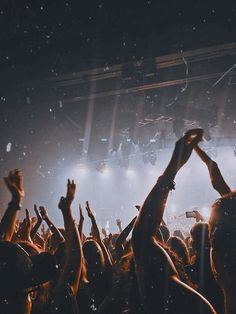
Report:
58,179,76,211
4,169,24,205
116,219,121,227
116,218,122,232
85,201,94,219
194,144,231,196
176,129,203,167
34,204,42,224
66,179,76,205
39,206,48,220
0,169,24,241
79,204,84,221
30,204,43,240
20,208,33,241
41,224,51,242
166,129,204,176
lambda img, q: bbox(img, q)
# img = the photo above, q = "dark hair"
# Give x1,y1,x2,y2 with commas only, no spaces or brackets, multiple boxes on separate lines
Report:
167,236,190,265
83,240,105,280
190,222,210,254
209,192,236,274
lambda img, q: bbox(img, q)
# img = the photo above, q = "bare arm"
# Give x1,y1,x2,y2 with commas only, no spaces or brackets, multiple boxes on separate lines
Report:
55,179,82,295
78,204,84,238
115,216,136,259
86,201,113,267
39,206,64,243
0,169,24,241
194,145,231,196
132,129,203,262
18,208,33,242
30,205,43,240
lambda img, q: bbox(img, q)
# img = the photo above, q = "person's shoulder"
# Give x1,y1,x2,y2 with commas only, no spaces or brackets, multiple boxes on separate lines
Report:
172,276,217,314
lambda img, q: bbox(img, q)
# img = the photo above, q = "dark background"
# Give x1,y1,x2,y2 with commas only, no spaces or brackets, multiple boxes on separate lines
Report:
1,0,236,80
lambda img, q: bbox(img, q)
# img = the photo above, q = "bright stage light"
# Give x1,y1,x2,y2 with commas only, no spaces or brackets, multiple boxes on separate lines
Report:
77,164,88,175
125,168,136,178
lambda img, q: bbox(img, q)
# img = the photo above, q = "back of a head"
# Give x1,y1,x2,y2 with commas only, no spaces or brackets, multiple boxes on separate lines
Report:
83,240,105,278
209,192,236,286
167,236,190,265
190,222,210,255
0,241,57,314
173,230,185,242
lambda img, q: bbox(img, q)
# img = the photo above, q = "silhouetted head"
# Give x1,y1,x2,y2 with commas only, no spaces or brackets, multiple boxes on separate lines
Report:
190,222,210,255
0,241,57,314
209,192,236,289
167,236,190,265
83,240,105,281
173,229,185,242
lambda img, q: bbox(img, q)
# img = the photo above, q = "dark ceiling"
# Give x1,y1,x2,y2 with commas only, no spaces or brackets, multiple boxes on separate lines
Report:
1,0,236,82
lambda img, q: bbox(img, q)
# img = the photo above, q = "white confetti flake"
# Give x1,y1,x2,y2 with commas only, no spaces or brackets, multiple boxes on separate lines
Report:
6,143,12,152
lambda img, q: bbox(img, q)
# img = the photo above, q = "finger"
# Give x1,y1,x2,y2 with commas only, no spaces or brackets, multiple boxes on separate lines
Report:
25,208,30,222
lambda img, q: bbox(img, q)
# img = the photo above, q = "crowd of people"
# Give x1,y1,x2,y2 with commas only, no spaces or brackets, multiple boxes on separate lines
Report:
0,128,236,314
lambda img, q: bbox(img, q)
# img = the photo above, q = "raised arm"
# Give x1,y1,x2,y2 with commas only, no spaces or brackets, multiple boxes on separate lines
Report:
39,206,64,244
115,216,136,259
55,179,82,295
116,219,122,232
194,145,231,196
78,203,84,238
0,169,24,241
132,129,203,261
17,208,33,242
30,204,43,240
86,201,113,267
